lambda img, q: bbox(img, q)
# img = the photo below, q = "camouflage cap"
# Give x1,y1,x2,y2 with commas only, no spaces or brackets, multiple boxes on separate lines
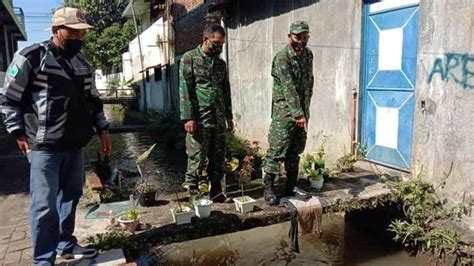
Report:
289,21,310,34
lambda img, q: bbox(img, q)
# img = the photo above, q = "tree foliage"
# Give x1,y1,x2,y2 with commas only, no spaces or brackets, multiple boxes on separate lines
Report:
64,0,135,71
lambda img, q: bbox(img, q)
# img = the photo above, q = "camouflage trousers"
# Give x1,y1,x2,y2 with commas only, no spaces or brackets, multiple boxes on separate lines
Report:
185,127,227,188
264,119,307,176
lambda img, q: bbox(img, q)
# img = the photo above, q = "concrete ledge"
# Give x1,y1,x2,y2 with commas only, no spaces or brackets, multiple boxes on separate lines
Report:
124,172,395,256
353,160,411,180
77,249,127,266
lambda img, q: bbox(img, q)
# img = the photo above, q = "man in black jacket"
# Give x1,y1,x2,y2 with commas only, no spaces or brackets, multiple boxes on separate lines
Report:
0,7,111,265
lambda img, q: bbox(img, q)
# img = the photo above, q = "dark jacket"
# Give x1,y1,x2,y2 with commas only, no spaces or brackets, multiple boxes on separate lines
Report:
0,40,109,150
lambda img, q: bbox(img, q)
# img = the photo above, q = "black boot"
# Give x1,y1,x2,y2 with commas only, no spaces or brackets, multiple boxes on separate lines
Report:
285,172,298,197
264,173,278,206
188,184,199,203
209,181,227,203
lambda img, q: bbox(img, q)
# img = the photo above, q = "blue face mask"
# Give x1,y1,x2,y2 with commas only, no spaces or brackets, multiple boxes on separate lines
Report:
208,41,223,56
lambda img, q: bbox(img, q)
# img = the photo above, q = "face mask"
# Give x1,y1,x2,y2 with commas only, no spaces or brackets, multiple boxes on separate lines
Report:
290,40,306,52
60,39,83,59
208,41,223,56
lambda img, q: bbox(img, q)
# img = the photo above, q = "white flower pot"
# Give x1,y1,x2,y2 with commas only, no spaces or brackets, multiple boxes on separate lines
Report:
309,179,324,190
171,207,194,225
194,199,213,218
234,196,257,213
117,217,140,233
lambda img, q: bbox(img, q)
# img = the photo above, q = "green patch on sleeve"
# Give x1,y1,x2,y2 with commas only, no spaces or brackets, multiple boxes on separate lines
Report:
7,65,19,77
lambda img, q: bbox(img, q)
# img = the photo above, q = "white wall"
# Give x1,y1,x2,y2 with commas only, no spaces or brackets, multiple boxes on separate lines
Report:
127,17,170,112
227,0,362,165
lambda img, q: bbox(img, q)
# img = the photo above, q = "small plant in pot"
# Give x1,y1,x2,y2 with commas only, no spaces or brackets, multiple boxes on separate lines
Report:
136,183,156,207
117,208,140,233
170,191,195,225
192,183,213,219
315,136,328,170
233,155,257,213
134,144,157,207
302,154,325,191
170,176,195,225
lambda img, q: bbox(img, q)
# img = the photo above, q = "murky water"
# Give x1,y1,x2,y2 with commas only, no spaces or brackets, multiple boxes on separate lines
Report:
103,105,427,265
101,105,187,194
151,214,426,266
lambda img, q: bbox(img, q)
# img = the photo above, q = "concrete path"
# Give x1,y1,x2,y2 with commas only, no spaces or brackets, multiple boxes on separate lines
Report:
0,125,117,265
0,125,33,265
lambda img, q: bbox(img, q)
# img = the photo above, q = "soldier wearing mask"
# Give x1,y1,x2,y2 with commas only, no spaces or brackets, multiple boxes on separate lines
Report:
0,7,111,264
263,21,314,205
179,23,234,202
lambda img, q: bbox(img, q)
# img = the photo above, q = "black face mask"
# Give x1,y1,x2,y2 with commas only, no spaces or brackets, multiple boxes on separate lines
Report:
208,41,223,56
60,39,83,59
290,40,307,52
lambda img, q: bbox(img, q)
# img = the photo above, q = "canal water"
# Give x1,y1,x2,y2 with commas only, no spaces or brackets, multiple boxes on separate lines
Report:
92,105,187,194
103,105,427,265
151,214,426,265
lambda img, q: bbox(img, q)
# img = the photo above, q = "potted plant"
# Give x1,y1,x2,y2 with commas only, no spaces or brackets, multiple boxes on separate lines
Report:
136,183,156,207
233,155,257,213
302,154,324,191
193,183,213,218
134,144,157,207
170,192,195,225
171,206,195,225
117,208,140,233
315,139,326,170
309,168,324,190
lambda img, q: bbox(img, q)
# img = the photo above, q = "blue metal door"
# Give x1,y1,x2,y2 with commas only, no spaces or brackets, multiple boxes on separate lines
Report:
360,1,419,170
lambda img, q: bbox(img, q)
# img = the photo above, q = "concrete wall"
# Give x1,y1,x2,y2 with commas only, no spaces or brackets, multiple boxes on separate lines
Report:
413,0,474,230
122,52,133,81
94,71,123,93
127,18,172,112
227,0,362,164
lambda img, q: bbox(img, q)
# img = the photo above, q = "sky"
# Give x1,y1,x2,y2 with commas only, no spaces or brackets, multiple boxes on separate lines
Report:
14,0,64,49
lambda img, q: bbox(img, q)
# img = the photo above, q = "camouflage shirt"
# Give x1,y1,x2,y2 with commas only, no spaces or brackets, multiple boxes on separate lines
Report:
271,44,314,120
179,45,233,129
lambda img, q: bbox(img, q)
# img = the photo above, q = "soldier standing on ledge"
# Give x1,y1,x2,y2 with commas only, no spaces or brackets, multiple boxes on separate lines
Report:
179,23,234,202
263,21,314,205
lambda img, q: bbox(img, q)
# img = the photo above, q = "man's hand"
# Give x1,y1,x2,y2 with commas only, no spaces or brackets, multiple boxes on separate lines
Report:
98,131,112,156
16,135,30,155
227,119,235,132
184,120,197,134
295,116,308,132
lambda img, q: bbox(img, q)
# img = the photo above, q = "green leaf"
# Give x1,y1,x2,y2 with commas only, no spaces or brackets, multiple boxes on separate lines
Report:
136,144,157,165
228,157,240,172
198,182,209,192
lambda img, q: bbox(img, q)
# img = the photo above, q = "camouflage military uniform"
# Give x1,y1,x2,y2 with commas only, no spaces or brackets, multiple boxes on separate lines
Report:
179,45,232,188
264,44,314,177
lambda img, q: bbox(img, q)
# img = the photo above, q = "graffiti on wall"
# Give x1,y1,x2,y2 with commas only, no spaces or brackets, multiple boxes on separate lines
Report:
427,53,474,89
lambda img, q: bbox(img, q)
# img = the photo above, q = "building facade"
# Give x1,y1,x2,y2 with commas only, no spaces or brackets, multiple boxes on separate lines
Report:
169,0,474,233
0,0,26,77
124,0,474,233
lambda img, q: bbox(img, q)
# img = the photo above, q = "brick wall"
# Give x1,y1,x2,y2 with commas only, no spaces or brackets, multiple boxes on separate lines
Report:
173,0,213,55
171,0,205,17
174,12,207,54
172,0,233,55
